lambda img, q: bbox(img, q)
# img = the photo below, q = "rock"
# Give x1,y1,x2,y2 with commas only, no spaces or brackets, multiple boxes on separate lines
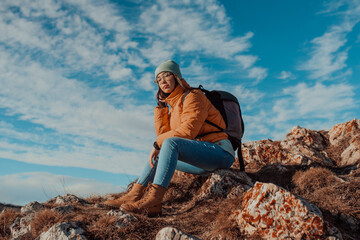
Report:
328,119,360,166
10,214,34,240
21,201,44,214
232,182,339,239
54,194,89,205
328,119,360,145
197,169,253,201
340,135,360,166
38,222,87,240
156,227,200,240
242,139,310,167
283,126,327,150
52,205,76,215
280,126,334,166
107,210,136,228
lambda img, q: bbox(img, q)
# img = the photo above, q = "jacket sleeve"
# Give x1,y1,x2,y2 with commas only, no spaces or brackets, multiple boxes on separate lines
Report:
154,106,171,136
156,91,208,147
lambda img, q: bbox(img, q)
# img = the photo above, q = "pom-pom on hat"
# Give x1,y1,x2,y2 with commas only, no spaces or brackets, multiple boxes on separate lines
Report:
155,60,182,79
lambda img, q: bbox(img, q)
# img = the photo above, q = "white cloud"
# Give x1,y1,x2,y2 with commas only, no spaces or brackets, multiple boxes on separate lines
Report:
0,50,154,150
0,137,148,175
299,24,351,79
242,111,271,142
108,67,133,81
272,82,356,122
138,72,156,91
299,0,360,79
139,41,175,66
235,55,259,69
0,172,127,205
231,85,264,111
66,0,132,33
138,1,255,60
0,11,53,50
277,71,296,80
247,67,268,84
0,0,136,81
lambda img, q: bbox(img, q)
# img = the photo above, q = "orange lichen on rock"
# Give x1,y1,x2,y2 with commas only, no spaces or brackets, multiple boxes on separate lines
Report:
233,182,325,239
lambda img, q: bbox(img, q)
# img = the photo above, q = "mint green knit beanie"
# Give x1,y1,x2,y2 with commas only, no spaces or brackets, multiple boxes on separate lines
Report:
155,60,182,79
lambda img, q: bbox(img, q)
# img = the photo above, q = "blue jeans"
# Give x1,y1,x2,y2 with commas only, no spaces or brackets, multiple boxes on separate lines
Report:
137,137,235,188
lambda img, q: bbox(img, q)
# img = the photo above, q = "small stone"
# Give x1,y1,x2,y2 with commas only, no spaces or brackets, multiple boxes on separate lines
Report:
197,169,253,201
156,227,200,240
38,222,87,240
54,194,89,205
107,210,136,228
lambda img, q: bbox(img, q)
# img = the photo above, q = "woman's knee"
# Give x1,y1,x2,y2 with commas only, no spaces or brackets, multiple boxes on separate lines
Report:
162,137,184,149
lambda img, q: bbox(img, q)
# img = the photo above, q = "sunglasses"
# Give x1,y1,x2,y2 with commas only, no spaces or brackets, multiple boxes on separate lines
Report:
154,72,173,83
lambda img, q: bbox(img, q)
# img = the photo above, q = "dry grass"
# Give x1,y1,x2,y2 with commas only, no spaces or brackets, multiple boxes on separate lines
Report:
30,209,63,237
87,215,122,240
292,167,339,195
292,166,360,236
205,197,244,240
0,210,19,239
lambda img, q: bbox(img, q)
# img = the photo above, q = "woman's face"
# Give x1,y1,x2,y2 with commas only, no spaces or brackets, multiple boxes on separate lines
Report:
156,72,176,94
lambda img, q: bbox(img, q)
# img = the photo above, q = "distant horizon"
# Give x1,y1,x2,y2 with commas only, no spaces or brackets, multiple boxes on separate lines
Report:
1,0,359,205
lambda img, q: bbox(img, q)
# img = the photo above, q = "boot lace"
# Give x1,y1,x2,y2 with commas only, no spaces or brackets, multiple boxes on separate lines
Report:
137,185,156,205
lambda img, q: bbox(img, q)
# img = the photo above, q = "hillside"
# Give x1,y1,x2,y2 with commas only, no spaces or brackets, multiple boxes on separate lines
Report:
1,119,359,239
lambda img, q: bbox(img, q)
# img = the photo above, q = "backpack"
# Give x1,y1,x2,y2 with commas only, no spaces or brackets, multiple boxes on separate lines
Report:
183,85,246,171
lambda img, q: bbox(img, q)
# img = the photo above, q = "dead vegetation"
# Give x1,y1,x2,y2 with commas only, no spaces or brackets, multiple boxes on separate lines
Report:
0,210,19,239
292,167,360,218
1,164,359,240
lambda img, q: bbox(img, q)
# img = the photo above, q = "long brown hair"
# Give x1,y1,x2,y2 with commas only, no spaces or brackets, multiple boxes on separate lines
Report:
156,73,194,102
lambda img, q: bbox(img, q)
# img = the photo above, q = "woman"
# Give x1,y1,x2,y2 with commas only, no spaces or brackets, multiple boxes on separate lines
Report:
104,60,235,216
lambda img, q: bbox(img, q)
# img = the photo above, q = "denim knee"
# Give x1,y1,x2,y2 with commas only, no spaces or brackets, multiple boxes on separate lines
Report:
161,137,182,150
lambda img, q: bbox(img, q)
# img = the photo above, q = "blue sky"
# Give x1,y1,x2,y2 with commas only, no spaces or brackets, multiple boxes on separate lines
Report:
1,0,359,205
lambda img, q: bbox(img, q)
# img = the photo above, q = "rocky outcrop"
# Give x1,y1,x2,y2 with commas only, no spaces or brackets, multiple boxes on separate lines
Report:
328,119,360,166
242,139,308,167
10,214,34,240
1,119,359,240
243,119,360,169
156,227,200,240
280,126,334,166
21,201,44,214
232,182,341,239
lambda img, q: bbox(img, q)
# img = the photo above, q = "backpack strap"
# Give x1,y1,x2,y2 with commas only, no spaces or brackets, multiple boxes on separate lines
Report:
229,137,245,171
237,142,245,171
182,90,190,103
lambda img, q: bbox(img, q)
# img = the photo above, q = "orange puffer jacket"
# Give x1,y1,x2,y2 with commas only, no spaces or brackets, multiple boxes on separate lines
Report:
154,79,228,147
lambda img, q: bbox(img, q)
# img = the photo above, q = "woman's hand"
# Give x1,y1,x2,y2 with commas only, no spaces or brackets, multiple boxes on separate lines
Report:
149,147,160,168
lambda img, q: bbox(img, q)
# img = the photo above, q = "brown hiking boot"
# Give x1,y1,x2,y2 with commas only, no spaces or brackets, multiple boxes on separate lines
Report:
121,184,166,217
103,183,146,208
